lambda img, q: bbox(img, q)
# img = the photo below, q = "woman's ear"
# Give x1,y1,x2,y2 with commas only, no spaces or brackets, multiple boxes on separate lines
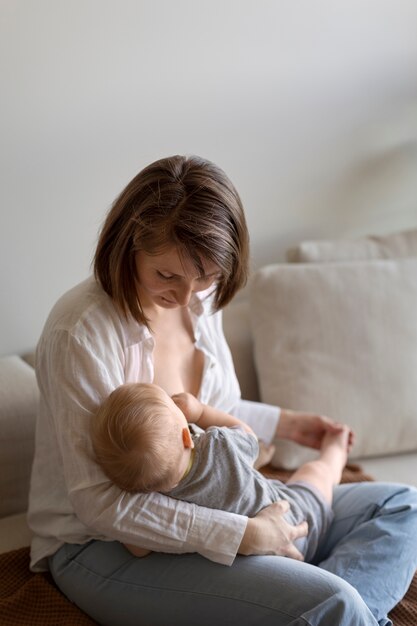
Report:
182,427,194,449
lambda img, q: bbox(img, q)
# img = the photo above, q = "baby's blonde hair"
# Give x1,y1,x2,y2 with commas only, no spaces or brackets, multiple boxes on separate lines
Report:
91,383,183,493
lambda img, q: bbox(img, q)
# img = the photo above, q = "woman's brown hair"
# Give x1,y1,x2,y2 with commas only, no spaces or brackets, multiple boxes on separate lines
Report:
94,155,249,326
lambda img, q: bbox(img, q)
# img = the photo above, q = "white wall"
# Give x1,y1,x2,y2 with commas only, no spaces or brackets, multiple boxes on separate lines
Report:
1,0,417,356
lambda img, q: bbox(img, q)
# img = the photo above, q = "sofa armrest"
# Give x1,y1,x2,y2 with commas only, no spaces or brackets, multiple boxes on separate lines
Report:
0,355,39,518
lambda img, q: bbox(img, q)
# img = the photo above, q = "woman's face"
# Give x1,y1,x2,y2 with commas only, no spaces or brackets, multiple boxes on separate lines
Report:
135,247,220,310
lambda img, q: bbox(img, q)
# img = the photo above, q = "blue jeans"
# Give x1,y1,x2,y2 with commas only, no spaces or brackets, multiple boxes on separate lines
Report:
49,482,417,626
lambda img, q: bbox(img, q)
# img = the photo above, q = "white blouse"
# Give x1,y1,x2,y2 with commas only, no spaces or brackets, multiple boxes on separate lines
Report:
28,276,280,571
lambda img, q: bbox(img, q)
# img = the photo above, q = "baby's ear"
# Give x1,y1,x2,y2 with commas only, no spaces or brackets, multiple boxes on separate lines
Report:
182,427,194,449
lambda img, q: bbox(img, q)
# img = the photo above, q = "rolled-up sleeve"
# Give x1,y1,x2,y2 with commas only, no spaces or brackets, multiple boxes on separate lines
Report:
233,399,280,444
76,483,247,566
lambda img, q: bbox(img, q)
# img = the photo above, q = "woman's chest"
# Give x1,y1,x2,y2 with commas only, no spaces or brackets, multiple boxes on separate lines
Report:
152,327,205,396
123,308,240,410
145,308,203,396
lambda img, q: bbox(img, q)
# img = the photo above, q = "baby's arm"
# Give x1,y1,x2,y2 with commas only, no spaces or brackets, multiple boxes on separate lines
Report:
172,393,255,435
172,393,275,469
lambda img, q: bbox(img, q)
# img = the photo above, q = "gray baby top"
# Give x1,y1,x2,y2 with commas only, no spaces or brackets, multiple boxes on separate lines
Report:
167,426,333,562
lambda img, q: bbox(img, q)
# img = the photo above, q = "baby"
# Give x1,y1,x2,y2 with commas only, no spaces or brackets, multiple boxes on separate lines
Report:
91,383,352,562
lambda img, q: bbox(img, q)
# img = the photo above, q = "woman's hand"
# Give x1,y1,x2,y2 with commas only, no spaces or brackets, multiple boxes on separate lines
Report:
239,500,308,561
277,409,355,452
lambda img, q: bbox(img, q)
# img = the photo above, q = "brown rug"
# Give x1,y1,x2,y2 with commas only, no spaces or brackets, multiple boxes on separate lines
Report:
0,465,415,625
0,547,96,625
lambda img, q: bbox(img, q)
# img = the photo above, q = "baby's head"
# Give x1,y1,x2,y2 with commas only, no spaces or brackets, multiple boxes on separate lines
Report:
91,383,194,493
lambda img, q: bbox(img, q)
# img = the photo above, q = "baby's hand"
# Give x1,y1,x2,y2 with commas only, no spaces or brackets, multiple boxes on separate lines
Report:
172,392,203,422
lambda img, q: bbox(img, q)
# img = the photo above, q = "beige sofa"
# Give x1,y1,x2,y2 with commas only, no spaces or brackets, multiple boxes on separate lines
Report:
224,226,417,486
2,227,417,558
223,298,417,486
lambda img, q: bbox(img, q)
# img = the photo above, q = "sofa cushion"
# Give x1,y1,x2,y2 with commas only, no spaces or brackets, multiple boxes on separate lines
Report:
250,259,417,468
223,300,260,402
0,356,38,517
286,227,417,263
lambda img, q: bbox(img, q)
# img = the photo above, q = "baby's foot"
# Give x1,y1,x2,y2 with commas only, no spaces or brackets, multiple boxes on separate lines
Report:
322,425,350,454
254,441,276,469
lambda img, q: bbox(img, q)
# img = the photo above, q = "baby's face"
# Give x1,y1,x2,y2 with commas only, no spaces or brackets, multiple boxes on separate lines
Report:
166,395,190,430
150,385,194,489
152,386,189,429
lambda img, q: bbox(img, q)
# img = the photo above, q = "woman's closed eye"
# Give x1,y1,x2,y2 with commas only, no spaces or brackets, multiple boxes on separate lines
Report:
156,271,218,284
157,271,174,280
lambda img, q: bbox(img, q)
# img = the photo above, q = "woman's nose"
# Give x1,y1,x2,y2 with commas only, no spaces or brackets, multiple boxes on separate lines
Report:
175,282,193,306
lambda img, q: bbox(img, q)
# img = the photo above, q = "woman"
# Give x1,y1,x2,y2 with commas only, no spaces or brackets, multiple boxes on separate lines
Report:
28,155,417,626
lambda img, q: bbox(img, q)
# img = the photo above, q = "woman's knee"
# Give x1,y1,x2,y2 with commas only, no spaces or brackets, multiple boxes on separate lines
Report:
379,484,417,524
300,575,376,626
334,481,417,518
257,559,376,625
386,483,417,507
327,583,376,625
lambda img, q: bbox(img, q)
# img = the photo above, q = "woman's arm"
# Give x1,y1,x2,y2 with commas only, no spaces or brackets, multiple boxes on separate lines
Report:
33,329,247,566
231,399,281,443
277,409,355,451
232,399,353,451
123,499,307,562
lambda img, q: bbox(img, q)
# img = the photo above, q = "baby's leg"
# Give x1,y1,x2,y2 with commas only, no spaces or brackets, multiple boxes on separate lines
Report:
287,427,350,505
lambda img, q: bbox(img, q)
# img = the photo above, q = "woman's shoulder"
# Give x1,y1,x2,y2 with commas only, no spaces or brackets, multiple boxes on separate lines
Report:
43,276,111,329
40,276,146,347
